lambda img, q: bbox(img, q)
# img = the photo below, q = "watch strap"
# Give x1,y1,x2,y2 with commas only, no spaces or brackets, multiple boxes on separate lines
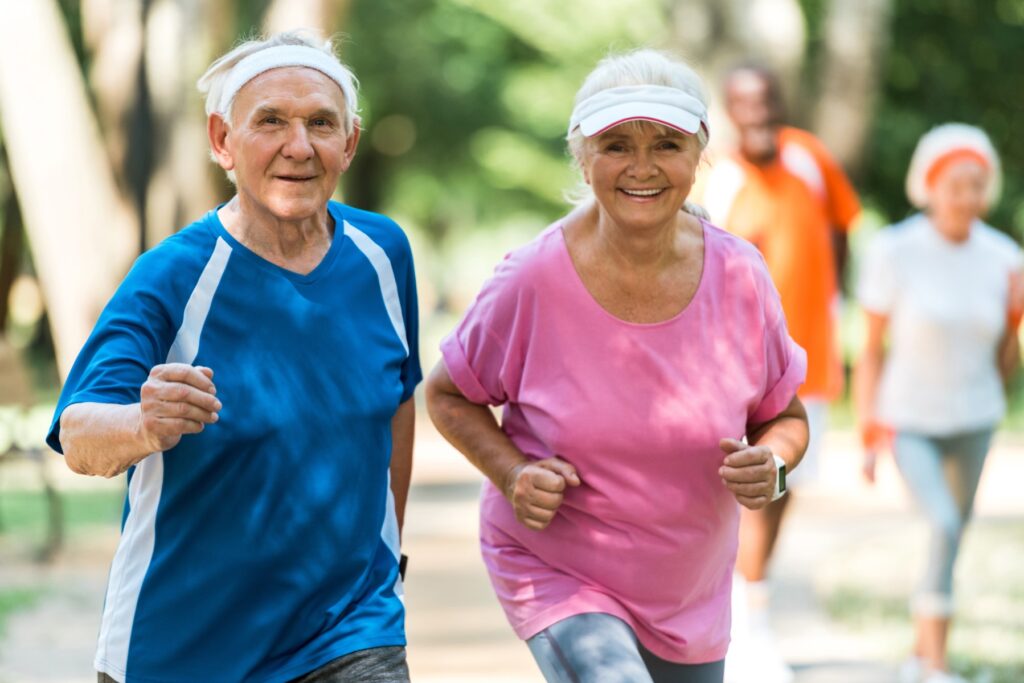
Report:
771,454,787,501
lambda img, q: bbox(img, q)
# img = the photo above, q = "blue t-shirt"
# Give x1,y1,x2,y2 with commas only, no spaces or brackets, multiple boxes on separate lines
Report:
47,201,421,682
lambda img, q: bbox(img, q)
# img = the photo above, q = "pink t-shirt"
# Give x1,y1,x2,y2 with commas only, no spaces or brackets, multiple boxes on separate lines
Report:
440,219,806,663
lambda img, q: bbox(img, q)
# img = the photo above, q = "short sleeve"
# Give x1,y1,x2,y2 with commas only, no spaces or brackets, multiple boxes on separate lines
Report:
439,254,529,407
748,259,808,425
800,131,861,231
821,155,861,231
45,252,178,453
397,241,423,403
857,232,898,315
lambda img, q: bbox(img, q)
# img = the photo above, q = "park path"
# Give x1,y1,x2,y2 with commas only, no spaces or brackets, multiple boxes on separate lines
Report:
2,426,1022,682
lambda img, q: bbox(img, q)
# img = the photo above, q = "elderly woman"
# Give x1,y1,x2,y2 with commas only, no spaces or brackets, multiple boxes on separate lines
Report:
854,124,1022,683
426,50,809,683
45,31,419,683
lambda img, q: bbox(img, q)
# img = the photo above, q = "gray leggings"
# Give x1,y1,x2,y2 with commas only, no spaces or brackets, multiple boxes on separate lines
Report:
527,613,725,683
893,428,992,617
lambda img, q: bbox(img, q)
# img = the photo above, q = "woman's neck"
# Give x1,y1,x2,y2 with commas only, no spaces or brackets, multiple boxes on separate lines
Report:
591,208,689,271
928,211,973,244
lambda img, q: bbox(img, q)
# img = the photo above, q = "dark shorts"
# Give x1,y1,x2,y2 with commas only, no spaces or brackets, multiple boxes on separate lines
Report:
97,646,410,683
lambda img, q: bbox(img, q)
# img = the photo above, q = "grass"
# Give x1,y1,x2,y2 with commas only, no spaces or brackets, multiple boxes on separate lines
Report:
822,520,1024,683
0,488,123,541
0,588,42,638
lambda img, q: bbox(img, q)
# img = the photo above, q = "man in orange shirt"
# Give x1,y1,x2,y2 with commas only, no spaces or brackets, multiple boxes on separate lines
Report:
704,65,860,682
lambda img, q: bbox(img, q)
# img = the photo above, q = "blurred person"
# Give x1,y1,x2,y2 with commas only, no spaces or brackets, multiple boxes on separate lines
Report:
702,63,861,683
45,30,420,683
425,49,809,683
854,123,1021,683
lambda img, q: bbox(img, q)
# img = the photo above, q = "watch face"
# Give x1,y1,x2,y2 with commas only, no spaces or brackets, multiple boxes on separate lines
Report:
778,465,786,493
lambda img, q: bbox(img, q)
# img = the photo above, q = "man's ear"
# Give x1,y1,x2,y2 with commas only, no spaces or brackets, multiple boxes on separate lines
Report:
339,118,362,173
208,113,235,172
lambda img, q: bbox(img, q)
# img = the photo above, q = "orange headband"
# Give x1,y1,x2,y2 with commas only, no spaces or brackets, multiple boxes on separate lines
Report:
925,148,989,188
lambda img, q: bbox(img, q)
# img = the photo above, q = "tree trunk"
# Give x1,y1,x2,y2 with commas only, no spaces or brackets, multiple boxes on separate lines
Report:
0,145,24,334
811,0,894,173
0,0,138,380
667,0,807,134
263,0,350,35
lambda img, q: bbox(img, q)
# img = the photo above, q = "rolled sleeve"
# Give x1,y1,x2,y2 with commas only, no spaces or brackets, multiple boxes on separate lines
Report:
440,331,503,406
749,339,807,425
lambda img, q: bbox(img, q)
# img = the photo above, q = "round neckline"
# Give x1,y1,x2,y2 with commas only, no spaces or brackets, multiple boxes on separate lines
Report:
920,213,977,250
556,217,710,328
206,202,345,284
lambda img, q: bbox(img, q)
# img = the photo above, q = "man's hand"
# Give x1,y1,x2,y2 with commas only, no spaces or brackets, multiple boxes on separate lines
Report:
503,457,581,531
719,438,777,510
138,364,221,453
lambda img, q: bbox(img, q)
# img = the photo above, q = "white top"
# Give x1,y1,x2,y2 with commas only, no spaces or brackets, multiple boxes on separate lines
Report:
858,213,1023,434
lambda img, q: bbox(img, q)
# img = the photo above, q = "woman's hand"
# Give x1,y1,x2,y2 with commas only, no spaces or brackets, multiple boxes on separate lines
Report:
503,457,581,531
719,438,776,510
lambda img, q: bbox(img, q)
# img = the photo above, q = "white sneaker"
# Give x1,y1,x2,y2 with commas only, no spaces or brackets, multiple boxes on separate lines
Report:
899,657,924,683
725,576,794,683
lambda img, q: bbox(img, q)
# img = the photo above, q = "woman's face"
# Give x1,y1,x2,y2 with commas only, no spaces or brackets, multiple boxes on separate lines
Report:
212,66,359,223
580,122,701,232
928,159,989,231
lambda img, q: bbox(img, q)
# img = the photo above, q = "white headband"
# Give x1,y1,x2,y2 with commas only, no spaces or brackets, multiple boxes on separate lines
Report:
568,85,708,139
905,123,1001,209
216,45,358,116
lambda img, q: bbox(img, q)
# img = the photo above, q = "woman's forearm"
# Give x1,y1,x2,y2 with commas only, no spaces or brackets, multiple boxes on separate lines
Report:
746,396,808,471
425,364,529,497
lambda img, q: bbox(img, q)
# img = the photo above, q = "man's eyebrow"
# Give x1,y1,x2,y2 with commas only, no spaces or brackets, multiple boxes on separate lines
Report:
308,108,341,120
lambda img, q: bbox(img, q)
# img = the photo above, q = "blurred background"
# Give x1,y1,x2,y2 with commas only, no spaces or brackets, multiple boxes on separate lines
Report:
0,1,1022,681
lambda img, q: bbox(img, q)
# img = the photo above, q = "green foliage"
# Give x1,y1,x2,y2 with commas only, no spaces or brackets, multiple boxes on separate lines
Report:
864,0,1024,234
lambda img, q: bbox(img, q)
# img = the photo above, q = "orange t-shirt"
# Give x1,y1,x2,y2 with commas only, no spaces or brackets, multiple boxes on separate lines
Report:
702,127,860,399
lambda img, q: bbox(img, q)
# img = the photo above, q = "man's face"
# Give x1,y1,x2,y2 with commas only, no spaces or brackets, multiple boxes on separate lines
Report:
724,70,780,165
213,67,358,222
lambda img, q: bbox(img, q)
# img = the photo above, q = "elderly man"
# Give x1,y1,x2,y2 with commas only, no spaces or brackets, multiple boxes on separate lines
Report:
46,31,419,683
702,65,860,683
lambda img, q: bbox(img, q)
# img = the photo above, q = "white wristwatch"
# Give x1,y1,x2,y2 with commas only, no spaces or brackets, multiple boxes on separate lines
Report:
771,453,787,502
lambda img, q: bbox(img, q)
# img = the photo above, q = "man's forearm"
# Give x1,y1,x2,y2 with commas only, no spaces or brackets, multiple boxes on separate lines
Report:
60,402,153,478
389,398,415,535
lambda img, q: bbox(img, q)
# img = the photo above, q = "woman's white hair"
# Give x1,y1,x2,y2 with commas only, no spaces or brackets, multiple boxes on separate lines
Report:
566,49,710,217
196,29,359,135
905,122,1002,211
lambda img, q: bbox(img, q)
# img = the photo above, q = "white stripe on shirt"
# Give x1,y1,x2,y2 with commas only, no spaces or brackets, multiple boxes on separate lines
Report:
343,220,410,356
96,237,232,680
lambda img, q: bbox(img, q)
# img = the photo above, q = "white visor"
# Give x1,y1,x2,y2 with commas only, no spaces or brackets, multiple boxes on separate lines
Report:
568,85,708,139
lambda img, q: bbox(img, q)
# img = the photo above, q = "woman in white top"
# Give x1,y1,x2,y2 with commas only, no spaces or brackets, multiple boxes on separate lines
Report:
854,123,1023,683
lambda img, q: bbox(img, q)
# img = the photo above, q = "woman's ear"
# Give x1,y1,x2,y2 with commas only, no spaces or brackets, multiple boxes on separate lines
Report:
208,113,235,172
